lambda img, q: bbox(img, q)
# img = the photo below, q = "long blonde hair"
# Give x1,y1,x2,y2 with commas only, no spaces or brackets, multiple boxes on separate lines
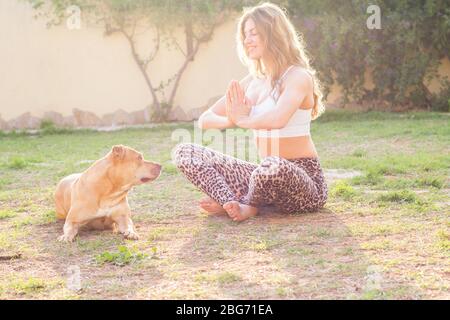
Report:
236,2,325,120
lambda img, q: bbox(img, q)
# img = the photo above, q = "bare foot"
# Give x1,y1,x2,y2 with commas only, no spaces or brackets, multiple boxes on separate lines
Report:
223,201,258,222
199,197,226,215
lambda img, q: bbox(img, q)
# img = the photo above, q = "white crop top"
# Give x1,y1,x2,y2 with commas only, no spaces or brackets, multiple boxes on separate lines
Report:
249,65,312,138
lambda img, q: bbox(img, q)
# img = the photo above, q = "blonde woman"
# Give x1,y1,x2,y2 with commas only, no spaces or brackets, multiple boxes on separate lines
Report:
173,2,327,221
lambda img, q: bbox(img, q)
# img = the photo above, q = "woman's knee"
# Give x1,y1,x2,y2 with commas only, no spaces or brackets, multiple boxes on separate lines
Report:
254,156,286,178
172,143,216,173
250,166,281,189
172,143,198,167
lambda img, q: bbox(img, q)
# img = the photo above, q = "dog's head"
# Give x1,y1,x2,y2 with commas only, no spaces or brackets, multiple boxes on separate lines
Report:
107,145,161,187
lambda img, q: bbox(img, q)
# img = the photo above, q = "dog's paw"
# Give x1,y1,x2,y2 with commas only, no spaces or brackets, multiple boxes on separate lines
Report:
123,232,139,240
58,234,75,242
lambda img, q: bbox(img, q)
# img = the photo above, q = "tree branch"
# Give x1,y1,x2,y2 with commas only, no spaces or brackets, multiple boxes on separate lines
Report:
173,38,187,57
167,38,202,107
120,28,161,114
167,11,227,108
145,27,160,67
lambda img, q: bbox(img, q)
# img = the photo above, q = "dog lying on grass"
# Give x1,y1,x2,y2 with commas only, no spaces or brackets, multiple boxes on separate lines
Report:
55,145,161,242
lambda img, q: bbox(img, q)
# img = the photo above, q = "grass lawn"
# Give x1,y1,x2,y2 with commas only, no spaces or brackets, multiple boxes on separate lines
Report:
0,110,448,299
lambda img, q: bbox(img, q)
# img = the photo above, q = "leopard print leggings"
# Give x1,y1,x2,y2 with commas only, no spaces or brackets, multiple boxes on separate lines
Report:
173,143,328,214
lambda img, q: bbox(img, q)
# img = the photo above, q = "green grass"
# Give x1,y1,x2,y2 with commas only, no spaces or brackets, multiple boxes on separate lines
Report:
376,190,419,204
0,110,448,299
0,277,64,297
195,271,242,285
435,230,450,252
0,209,17,220
330,181,359,200
351,170,384,186
95,245,148,266
216,272,242,285
7,157,28,169
11,278,47,294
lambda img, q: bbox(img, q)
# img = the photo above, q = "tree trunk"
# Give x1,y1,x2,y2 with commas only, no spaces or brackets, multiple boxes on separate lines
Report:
167,12,225,111
167,41,201,108
121,30,161,118
185,1,194,61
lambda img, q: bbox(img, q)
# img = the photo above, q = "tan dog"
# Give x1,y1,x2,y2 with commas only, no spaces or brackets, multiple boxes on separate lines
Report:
55,145,161,242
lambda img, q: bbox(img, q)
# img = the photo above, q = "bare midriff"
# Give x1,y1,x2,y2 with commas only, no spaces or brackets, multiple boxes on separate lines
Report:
255,135,318,159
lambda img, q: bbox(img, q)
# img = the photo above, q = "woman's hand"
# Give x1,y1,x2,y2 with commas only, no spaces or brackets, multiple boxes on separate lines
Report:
226,80,252,126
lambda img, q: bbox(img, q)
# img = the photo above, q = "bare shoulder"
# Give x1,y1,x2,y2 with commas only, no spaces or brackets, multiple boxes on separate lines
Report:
285,66,313,90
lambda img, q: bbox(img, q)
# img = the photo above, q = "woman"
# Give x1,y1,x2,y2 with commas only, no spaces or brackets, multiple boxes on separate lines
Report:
173,2,327,221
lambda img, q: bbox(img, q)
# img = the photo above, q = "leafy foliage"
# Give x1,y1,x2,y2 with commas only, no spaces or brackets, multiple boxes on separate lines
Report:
287,0,450,110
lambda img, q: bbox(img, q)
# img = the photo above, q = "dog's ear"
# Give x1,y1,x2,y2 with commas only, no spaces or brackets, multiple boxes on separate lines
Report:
111,145,126,160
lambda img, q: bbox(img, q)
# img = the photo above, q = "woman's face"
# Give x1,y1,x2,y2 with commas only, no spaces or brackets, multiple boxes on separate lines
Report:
243,18,264,60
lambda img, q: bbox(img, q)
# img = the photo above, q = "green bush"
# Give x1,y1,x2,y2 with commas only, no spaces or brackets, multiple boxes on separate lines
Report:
286,0,450,110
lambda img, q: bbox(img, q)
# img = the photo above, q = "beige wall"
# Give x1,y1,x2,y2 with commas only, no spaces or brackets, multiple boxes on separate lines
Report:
0,0,448,122
0,0,247,121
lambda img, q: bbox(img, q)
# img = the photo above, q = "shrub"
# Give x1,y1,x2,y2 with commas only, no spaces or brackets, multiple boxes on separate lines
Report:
287,0,450,110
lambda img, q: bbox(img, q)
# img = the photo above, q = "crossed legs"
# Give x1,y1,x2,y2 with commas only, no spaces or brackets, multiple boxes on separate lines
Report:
174,143,323,221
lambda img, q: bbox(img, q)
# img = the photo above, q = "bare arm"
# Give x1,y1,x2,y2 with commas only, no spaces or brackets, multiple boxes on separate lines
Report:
197,95,234,130
198,74,253,130
236,68,312,129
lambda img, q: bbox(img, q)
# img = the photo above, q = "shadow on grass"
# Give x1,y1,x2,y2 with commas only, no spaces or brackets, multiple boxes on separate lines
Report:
174,205,416,299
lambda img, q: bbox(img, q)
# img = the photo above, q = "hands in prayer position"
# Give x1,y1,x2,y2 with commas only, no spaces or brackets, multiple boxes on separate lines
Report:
225,80,253,126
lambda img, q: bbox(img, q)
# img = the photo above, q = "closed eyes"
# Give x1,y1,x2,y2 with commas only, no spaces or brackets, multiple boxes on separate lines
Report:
244,27,258,38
